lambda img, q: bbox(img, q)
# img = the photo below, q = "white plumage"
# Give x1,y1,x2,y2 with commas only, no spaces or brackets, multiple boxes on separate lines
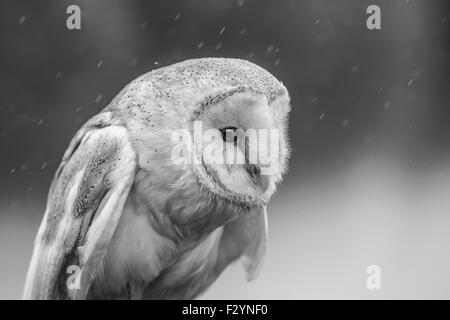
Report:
23,58,290,299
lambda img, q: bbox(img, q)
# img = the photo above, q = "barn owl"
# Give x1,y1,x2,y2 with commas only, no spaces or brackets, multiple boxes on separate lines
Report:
23,58,290,299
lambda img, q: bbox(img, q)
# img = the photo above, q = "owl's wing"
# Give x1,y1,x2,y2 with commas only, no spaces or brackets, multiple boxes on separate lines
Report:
23,124,136,300
218,206,268,281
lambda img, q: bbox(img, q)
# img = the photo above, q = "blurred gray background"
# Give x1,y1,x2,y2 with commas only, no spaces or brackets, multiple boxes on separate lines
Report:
0,0,449,299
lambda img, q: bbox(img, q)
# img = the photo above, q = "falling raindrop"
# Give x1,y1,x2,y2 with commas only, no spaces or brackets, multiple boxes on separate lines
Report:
342,118,350,127
266,45,275,54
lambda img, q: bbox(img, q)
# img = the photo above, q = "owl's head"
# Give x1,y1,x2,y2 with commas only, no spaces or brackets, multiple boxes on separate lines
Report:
172,58,291,209
190,89,290,209
125,58,290,210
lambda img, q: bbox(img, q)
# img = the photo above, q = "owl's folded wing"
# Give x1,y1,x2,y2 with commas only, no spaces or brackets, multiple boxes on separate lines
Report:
218,206,268,281
23,124,136,300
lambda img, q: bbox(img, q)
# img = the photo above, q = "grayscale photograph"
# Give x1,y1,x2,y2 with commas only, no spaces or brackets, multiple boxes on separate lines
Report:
0,0,449,305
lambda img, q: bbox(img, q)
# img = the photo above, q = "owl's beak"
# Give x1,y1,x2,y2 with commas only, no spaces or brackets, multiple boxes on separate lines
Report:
244,163,270,191
241,135,271,191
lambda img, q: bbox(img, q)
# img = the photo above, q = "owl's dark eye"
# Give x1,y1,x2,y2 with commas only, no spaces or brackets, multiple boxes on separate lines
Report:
219,126,239,144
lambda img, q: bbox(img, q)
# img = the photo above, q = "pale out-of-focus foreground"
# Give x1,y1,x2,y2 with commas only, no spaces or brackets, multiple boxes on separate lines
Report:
0,0,449,299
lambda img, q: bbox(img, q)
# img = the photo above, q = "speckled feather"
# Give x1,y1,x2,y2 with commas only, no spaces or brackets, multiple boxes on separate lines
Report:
108,58,287,110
